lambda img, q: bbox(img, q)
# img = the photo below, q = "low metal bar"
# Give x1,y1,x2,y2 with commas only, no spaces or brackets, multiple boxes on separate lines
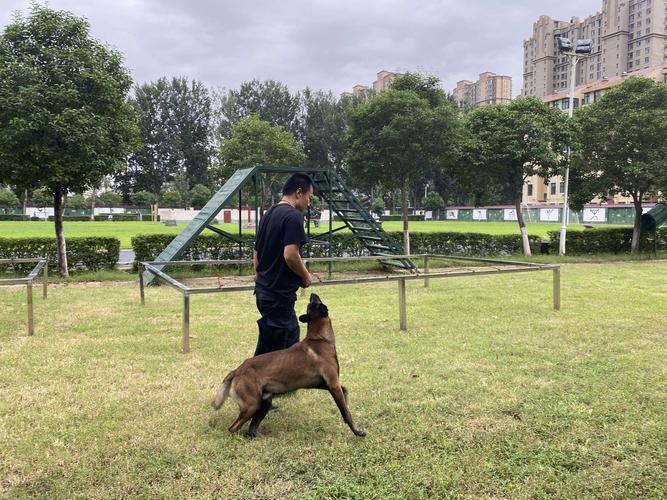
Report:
182,292,190,353
27,280,34,336
0,258,42,264
424,255,430,288
426,254,545,267
553,266,561,310
142,263,188,292
26,259,46,280
43,261,48,299
0,278,29,285
398,278,407,331
139,263,145,306
185,265,554,294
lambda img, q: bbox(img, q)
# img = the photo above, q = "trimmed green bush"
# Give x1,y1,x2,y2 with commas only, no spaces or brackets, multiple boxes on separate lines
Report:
0,214,30,221
93,214,140,221
380,214,425,221
548,227,667,254
0,237,120,273
47,215,90,221
132,231,541,270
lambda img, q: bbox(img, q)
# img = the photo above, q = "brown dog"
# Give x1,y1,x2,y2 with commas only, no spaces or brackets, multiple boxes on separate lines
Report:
212,293,365,438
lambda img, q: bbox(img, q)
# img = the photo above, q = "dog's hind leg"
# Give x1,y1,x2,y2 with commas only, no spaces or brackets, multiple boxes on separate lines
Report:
245,398,272,438
228,403,258,434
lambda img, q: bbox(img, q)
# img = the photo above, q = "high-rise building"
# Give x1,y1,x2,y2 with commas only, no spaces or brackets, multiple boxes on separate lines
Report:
452,72,512,109
523,0,667,98
342,70,403,98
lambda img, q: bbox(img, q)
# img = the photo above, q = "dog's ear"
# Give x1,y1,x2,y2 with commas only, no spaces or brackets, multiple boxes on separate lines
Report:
318,303,328,318
298,313,310,323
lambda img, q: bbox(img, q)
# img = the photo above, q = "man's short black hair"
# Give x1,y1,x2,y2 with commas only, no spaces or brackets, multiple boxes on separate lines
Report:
282,173,313,196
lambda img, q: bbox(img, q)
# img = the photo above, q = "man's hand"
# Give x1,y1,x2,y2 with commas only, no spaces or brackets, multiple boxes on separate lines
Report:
302,273,313,289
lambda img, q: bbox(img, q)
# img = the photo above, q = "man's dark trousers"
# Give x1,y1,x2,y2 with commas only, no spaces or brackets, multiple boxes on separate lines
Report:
254,289,300,356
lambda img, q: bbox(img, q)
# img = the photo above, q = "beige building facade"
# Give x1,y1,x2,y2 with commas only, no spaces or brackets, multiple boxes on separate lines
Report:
523,64,667,204
453,72,512,109
342,70,403,98
523,0,667,98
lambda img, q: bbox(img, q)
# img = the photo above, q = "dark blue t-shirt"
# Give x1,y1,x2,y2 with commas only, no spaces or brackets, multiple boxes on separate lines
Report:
254,203,307,301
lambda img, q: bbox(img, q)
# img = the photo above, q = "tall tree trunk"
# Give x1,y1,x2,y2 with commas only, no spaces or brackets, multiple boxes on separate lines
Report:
22,189,27,216
90,185,96,221
402,177,410,255
631,194,643,254
53,183,69,276
515,198,531,256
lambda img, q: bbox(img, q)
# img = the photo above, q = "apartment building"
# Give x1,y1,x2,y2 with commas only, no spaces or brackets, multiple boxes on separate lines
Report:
523,0,667,98
523,64,667,204
342,70,403,98
452,72,512,109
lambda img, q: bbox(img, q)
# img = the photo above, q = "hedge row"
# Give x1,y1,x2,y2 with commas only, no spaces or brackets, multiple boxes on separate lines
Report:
547,227,667,254
0,237,120,273
0,214,34,221
379,215,425,221
132,231,541,269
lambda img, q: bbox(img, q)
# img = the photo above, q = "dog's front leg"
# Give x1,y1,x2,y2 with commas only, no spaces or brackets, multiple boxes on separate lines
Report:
328,383,365,437
245,399,271,438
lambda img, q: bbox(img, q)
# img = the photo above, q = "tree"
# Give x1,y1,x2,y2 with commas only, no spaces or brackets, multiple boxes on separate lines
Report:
130,190,157,206
301,88,347,171
456,97,570,255
161,190,182,208
217,115,306,207
371,196,385,217
98,191,123,207
423,191,445,219
0,188,20,208
120,77,213,199
31,187,52,208
346,77,460,254
190,184,212,208
570,77,667,253
65,194,87,210
217,80,301,140
0,6,139,275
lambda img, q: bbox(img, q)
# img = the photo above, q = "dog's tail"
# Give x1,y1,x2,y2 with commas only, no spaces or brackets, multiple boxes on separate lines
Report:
211,370,236,410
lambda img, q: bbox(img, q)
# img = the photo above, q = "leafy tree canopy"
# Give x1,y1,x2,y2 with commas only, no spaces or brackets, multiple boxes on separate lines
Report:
129,190,157,206
65,193,87,209
161,190,182,208
0,188,20,208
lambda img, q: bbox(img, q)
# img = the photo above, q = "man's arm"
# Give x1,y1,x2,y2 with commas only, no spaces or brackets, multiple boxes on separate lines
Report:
252,250,258,281
284,244,312,288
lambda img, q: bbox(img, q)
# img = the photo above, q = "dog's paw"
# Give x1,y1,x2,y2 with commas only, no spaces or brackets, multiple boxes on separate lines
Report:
353,429,366,437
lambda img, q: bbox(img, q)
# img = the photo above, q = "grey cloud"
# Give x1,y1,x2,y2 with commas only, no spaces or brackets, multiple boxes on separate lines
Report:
1,0,603,95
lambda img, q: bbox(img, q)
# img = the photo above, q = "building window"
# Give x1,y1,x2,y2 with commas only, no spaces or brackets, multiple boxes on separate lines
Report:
560,182,565,194
562,98,569,109
663,74,667,83
527,184,533,197
550,183,557,195
645,57,650,63
584,93,591,104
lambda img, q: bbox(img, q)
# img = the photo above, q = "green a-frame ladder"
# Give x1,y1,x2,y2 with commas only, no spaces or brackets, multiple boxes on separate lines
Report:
143,166,415,285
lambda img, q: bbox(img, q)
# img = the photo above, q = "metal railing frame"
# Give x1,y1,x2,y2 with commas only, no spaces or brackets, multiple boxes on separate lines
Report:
139,254,561,354
0,258,49,336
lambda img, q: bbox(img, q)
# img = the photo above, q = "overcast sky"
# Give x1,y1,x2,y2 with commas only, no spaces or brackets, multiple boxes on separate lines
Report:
2,0,603,96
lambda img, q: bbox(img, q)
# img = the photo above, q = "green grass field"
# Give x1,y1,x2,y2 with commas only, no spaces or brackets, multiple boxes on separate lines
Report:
0,220,625,248
1,262,665,497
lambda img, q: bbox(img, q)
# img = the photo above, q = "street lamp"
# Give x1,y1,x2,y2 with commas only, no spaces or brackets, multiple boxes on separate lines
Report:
555,35,592,256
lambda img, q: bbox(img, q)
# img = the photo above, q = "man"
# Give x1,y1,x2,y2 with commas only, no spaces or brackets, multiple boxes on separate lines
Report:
253,173,314,356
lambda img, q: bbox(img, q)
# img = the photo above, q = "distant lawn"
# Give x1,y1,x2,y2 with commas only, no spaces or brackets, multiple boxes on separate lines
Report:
0,262,665,497
0,220,626,248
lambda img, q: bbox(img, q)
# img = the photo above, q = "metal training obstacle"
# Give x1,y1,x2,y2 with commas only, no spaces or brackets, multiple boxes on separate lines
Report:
142,165,415,286
0,258,49,336
138,255,561,353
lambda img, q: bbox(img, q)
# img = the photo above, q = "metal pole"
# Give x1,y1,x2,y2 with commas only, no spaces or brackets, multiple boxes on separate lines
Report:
139,263,145,306
553,266,561,310
424,255,430,288
182,292,190,353
327,167,333,279
559,54,578,256
27,280,34,336
43,261,48,299
398,278,407,330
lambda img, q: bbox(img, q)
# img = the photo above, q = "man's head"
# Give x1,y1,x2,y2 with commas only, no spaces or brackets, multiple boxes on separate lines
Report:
282,173,314,213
